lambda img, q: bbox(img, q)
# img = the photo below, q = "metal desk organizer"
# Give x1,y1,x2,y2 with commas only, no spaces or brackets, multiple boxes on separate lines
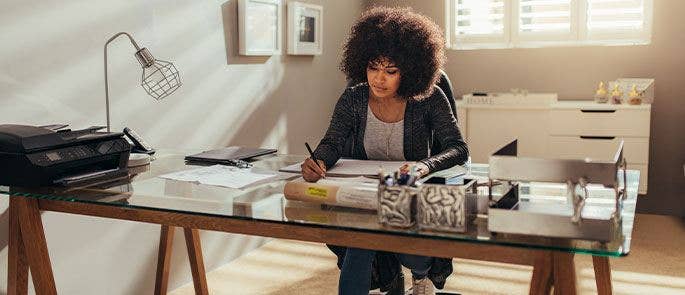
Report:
378,177,479,232
416,180,477,233
378,184,418,228
487,140,628,242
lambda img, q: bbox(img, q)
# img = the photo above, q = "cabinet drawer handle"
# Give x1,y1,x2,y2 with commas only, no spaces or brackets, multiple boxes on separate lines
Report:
581,109,616,113
580,136,616,140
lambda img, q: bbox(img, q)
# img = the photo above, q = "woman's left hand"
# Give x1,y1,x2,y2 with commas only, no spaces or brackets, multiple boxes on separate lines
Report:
399,162,430,177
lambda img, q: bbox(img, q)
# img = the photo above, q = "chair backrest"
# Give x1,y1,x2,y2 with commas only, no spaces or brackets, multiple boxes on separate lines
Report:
431,69,457,156
436,69,457,118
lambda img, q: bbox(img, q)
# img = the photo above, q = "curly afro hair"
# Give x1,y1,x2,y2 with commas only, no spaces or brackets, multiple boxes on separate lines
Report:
340,6,445,100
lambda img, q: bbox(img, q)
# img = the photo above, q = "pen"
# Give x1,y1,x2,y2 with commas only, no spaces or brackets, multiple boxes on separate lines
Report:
305,142,325,178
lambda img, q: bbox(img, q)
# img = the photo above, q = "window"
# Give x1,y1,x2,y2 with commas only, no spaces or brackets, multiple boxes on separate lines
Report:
449,0,510,47
446,0,652,49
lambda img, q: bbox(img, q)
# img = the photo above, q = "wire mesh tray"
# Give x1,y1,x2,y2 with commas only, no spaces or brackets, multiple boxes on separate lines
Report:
486,140,627,241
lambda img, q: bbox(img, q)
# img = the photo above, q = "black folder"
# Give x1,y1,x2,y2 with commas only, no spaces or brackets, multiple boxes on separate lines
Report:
184,146,277,164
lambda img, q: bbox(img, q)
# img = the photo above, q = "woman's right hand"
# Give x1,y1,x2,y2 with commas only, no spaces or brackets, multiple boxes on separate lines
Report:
301,158,326,182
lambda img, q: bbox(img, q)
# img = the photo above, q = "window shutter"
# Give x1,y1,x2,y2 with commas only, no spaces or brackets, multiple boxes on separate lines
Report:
518,0,573,34
455,0,506,36
586,0,650,40
446,0,652,49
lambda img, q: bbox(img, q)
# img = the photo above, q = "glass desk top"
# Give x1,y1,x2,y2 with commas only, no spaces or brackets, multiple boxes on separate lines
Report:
0,151,639,257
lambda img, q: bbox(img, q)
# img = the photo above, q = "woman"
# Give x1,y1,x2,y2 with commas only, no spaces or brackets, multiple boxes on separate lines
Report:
301,7,469,295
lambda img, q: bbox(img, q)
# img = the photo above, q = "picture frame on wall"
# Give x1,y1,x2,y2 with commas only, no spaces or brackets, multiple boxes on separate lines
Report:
239,0,283,56
287,2,323,55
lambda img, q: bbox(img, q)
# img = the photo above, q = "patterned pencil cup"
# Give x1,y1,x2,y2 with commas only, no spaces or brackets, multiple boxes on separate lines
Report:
378,184,418,228
417,180,477,233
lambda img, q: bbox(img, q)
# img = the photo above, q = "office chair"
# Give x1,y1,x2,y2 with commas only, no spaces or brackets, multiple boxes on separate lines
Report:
436,69,457,115
431,69,458,157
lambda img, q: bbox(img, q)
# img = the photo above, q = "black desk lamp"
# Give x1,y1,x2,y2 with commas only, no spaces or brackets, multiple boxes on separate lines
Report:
104,32,181,132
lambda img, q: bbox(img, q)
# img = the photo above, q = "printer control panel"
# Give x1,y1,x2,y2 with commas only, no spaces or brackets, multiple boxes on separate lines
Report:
27,139,130,166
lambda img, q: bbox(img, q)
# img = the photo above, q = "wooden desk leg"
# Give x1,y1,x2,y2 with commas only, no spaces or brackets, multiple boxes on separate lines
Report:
184,228,208,295
552,252,577,295
592,256,612,295
8,197,29,295
15,198,57,295
530,251,553,295
155,225,176,295
529,251,578,295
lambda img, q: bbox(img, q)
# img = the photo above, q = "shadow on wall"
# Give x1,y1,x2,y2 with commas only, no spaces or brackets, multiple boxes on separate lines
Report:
0,1,159,127
177,0,285,149
215,0,332,151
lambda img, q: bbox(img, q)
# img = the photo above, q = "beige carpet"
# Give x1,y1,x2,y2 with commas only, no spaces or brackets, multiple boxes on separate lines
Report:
169,214,685,294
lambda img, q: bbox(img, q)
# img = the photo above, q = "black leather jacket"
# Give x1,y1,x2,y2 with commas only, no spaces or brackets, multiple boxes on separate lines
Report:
312,83,468,174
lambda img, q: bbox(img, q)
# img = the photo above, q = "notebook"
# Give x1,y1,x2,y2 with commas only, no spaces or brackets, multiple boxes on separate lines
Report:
185,146,277,164
280,158,467,181
279,159,411,177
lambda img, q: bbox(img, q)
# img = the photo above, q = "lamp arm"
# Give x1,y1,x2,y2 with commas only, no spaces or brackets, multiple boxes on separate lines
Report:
103,32,142,132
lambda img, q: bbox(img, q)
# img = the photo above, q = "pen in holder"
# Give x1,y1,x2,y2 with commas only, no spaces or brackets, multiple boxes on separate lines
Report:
378,181,419,228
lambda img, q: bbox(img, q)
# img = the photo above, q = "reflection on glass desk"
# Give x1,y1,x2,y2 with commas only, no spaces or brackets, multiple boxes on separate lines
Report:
0,152,639,257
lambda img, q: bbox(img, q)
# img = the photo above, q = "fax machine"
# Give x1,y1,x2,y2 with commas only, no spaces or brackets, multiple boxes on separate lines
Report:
0,124,131,187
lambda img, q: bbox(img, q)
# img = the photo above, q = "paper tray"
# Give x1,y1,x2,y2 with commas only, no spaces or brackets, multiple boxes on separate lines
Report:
488,200,620,242
488,140,623,187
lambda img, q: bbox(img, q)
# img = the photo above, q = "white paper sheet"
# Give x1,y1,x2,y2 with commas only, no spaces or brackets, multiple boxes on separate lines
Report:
319,176,379,184
159,165,277,189
279,159,412,177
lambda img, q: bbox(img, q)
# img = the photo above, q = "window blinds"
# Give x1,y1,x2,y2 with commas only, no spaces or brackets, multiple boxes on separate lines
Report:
447,0,651,49
519,0,572,33
587,0,646,31
455,0,506,36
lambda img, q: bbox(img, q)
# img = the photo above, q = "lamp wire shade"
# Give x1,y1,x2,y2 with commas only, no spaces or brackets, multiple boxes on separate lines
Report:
141,59,182,100
104,32,182,132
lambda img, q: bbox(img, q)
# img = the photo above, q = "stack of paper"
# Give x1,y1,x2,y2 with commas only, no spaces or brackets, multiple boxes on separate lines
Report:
159,165,278,189
279,159,411,177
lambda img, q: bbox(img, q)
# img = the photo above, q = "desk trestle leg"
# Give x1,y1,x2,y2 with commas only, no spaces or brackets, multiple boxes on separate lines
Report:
155,225,176,295
184,228,208,295
529,251,612,295
529,251,578,295
12,197,57,295
593,256,613,295
154,225,208,295
530,251,554,294
8,197,29,295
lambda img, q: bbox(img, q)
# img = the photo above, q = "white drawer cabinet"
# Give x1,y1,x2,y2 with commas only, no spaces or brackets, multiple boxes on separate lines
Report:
549,109,650,137
457,100,651,194
465,108,549,163
547,136,649,164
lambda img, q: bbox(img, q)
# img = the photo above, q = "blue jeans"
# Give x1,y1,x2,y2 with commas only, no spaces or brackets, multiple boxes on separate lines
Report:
338,248,432,295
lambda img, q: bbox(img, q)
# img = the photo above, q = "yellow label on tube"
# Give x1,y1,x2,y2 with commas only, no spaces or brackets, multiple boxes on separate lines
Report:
306,187,328,198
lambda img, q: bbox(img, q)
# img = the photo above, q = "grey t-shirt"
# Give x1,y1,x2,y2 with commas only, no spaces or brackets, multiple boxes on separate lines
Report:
363,105,405,161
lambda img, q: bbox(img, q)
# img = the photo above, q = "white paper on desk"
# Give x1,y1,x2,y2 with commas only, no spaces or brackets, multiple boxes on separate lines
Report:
159,165,277,189
320,176,379,184
279,159,412,176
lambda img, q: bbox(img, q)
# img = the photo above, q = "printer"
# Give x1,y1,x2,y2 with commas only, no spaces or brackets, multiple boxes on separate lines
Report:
0,124,131,187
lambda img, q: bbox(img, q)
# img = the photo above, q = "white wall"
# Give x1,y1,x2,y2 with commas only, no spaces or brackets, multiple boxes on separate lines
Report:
0,0,363,293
